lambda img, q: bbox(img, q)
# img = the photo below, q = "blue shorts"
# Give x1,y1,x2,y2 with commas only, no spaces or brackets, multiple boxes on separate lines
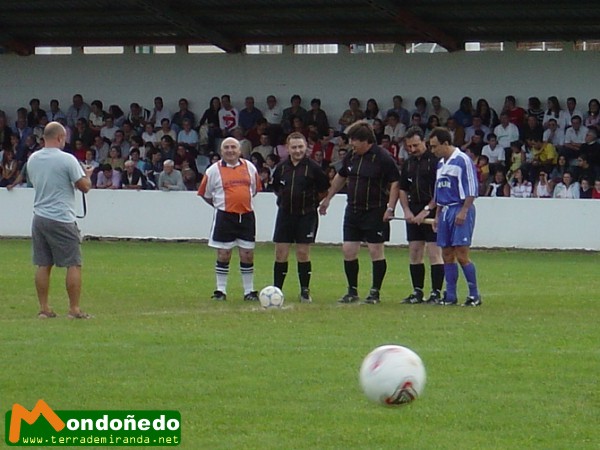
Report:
436,205,475,248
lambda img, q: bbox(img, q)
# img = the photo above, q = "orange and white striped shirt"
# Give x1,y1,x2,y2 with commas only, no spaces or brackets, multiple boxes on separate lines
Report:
197,159,261,214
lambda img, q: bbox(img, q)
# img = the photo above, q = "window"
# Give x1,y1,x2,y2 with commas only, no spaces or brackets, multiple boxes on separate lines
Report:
294,44,338,54
465,42,504,52
246,45,283,54
405,43,448,53
350,43,395,54
575,40,600,51
35,47,72,55
83,46,124,54
187,45,226,54
135,45,176,54
516,41,563,52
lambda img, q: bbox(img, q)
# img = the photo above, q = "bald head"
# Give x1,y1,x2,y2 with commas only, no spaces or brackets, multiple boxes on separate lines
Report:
43,121,67,149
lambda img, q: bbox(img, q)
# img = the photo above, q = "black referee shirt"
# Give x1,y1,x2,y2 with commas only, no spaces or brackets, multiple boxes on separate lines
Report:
399,149,438,207
338,144,401,212
272,156,330,215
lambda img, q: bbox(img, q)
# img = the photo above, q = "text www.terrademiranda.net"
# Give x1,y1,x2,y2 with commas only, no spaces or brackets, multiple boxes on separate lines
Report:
19,435,180,445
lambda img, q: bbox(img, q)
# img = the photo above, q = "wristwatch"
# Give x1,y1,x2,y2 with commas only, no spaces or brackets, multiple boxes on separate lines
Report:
423,205,431,212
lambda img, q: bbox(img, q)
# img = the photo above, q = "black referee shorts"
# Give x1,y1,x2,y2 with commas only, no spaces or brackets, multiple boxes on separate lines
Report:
343,206,389,244
273,210,318,244
406,206,437,242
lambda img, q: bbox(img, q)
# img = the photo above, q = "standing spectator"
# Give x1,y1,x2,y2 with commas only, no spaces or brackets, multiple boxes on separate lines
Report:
319,121,400,304
429,127,481,306
26,122,93,319
543,96,569,131
171,98,196,131
264,95,282,126
199,97,221,153
197,138,262,302
218,94,239,137
148,96,172,129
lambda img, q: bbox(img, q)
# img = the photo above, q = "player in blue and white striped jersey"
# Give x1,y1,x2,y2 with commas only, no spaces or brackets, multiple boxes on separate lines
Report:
428,127,482,307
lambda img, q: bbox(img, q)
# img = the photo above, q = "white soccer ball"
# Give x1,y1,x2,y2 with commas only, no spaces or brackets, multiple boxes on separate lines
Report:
259,286,285,308
359,345,426,406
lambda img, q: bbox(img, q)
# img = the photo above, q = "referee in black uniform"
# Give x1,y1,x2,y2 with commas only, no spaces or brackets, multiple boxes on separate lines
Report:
272,132,330,303
385,127,444,304
319,120,400,304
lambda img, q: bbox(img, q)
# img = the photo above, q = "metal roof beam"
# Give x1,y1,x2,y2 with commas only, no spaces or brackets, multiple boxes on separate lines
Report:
364,0,461,51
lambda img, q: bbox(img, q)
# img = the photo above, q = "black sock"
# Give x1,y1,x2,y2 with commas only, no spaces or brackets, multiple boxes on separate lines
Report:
409,263,425,291
273,261,288,289
372,259,387,290
431,264,445,292
297,261,311,290
344,259,359,294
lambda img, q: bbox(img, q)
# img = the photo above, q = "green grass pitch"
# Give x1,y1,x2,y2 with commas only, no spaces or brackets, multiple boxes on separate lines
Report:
1,239,598,449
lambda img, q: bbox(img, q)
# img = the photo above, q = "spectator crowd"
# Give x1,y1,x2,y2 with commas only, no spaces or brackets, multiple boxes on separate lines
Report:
1,93,599,199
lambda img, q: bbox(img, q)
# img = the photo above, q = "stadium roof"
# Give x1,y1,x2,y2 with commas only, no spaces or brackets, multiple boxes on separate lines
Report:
2,0,599,55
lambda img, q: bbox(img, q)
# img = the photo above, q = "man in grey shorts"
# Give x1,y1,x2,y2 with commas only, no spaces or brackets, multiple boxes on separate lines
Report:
27,121,94,319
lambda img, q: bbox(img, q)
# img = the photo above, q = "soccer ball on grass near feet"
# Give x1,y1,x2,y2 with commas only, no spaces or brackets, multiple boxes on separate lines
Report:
359,345,426,406
259,286,285,308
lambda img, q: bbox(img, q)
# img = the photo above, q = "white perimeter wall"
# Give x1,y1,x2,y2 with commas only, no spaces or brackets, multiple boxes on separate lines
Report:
1,47,600,122
2,188,599,251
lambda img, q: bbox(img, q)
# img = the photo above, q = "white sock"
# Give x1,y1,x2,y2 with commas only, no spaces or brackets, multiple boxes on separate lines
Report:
215,261,229,293
240,263,254,294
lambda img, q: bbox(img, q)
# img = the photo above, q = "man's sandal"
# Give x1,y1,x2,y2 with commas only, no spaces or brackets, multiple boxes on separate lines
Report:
38,311,57,319
67,312,92,319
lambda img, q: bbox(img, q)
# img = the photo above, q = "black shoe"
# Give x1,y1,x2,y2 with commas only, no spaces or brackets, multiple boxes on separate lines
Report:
424,290,442,305
299,288,312,303
211,290,227,301
243,291,259,302
439,291,457,306
463,295,482,307
363,288,381,304
338,291,360,304
401,289,424,304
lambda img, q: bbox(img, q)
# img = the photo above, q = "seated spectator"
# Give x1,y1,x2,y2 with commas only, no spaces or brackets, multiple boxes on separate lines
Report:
264,95,282,126
70,118,94,148
181,159,198,191
172,98,196,131
112,129,130,156
476,98,499,129
584,99,600,128
108,104,126,128
482,133,506,171
579,127,600,173
412,96,429,123
281,94,307,133
521,114,544,146
46,99,66,122
562,115,588,161
82,149,99,170
408,113,426,133
465,115,490,144
543,96,569,130
509,168,532,198
129,135,145,159
453,96,474,128
306,98,329,137
431,95,451,126
95,163,121,189
0,148,19,187
159,135,176,161
550,155,569,184
231,127,252,159
384,112,406,144
218,94,238,137
503,95,527,127
494,112,520,154
100,115,118,142
72,139,88,161
27,98,46,127
104,145,125,170
592,179,600,199
564,97,584,126
250,152,266,171
90,135,109,163
372,119,385,144
129,148,150,173
338,98,364,131
312,149,330,172
149,96,172,129
476,155,490,196
157,159,185,191
88,100,106,134
142,122,160,146
265,153,280,179
174,144,198,175
155,118,178,142
575,154,595,183
246,118,269,148
553,171,580,198
461,129,485,160
579,177,592,199
13,116,33,155
127,102,151,133
485,169,510,197
425,115,440,140
209,152,221,166
527,97,545,126
238,96,263,132
364,98,383,125
121,160,148,190
530,136,558,177
32,115,48,144
177,118,199,152
507,140,525,177
252,133,273,160
533,170,553,198
145,149,163,188
446,117,466,147
121,120,137,143
542,118,565,148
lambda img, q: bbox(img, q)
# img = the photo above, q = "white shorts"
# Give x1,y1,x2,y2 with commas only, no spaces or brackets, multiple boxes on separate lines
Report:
208,238,256,250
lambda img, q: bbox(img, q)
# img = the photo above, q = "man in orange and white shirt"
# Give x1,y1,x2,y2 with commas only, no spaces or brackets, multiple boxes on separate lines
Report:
198,137,262,301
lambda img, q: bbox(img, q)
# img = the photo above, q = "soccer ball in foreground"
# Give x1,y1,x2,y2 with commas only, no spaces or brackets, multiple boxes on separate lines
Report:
259,286,284,308
359,345,426,406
